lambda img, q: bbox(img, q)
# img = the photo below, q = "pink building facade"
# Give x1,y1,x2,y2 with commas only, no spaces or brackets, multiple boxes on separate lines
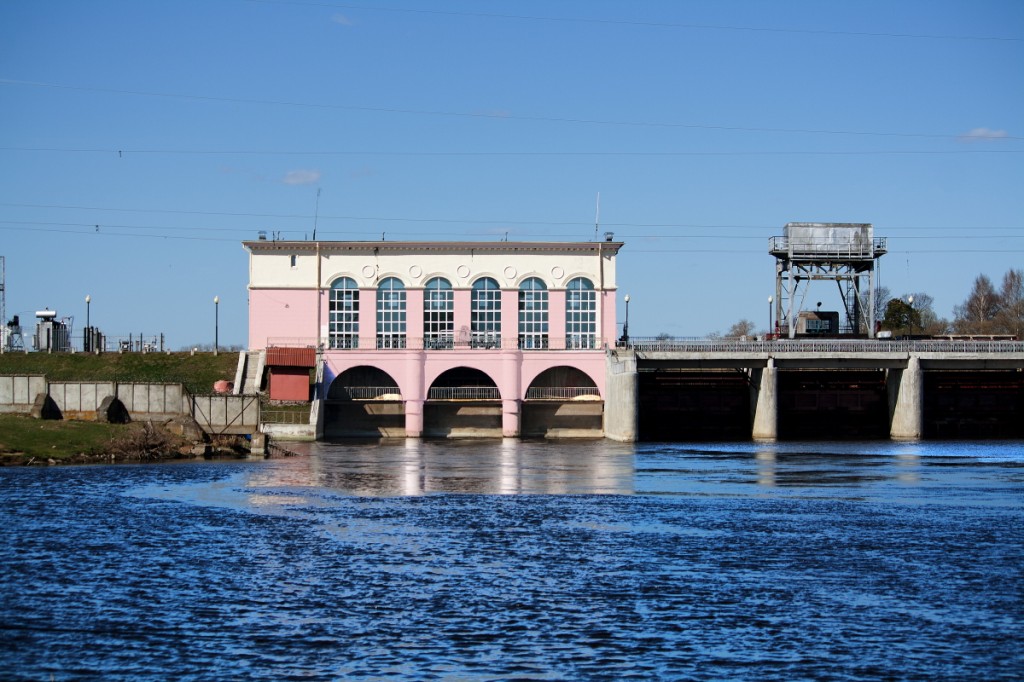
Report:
244,240,624,438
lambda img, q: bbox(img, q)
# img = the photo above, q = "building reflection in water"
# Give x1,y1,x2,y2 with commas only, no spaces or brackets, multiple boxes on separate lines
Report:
246,439,637,496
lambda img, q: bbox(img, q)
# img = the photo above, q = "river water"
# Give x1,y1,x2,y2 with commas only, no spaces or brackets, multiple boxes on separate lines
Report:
1,439,1022,681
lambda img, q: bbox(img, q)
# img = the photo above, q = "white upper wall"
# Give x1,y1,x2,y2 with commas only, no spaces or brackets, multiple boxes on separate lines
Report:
244,241,622,291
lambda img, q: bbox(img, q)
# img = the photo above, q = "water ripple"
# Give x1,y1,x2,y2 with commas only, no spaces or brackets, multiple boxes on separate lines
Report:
1,441,1022,680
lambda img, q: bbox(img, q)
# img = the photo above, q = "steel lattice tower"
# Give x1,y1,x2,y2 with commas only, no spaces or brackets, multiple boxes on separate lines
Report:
770,223,888,339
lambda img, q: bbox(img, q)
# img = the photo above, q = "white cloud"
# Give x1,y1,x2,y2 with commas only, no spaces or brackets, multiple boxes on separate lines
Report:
331,13,353,26
959,127,1009,142
282,169,321,186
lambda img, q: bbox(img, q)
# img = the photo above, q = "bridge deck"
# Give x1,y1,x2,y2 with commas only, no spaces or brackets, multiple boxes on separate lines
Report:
620,339,1024,370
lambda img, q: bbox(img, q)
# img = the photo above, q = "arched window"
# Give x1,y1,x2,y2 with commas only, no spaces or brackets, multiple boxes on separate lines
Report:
518,277,548,349
471,277,501,348
329,277,359,349
424,277,454,349
565,277,597,349
376,277,406,349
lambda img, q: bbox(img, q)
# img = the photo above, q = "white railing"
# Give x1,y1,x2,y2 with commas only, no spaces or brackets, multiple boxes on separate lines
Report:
525,387,601,400
329,386,402,400
427,386,501,400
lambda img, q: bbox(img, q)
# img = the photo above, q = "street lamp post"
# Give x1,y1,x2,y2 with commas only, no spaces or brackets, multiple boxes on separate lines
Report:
214,295,220,354
623,294,630,345
768,295,773,339
84,294,91,352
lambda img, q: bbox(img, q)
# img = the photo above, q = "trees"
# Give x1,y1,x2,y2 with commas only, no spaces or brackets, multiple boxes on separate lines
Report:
951,268,1023,336
953,274,1001,334
880,292,948,336
881,298,920,335
873,285,891,329
995,268,1024,338
726,319,757,338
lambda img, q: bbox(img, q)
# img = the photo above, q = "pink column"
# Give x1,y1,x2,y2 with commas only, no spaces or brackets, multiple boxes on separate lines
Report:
501,350,522,437
404,351,426,437
501,289,518,348
359,288,376,347
406,288,424,347
548,289,567,350
453,288,472,345
405,401,424,437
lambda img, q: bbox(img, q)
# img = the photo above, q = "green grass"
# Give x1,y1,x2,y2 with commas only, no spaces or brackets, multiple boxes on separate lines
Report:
0,413,126,462
0,351,239,393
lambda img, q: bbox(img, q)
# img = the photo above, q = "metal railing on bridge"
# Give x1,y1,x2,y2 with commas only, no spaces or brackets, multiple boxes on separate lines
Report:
619,337,1024,354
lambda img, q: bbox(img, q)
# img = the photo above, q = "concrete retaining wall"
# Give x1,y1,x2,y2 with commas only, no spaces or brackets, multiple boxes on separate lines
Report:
47,381,117,419
0,375,48,413
188,394,260,435
0,374,259,435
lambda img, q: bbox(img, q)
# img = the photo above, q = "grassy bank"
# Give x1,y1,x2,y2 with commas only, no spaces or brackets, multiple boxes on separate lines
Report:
0,413,130,463
0,413,254,465
0,351,238,394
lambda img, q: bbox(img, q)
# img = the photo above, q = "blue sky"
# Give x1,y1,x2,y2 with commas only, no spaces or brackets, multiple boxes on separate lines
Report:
1,0,1021,348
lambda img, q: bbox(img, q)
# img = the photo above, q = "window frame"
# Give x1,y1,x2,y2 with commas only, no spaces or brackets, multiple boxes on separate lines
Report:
328,276,360,349
376,277,407,349
471,277,502,348
423,277,454,349
518,277,549,350
565,277,597,349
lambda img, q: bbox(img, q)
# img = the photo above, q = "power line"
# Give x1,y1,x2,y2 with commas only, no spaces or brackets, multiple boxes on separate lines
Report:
2,203,1023,231
2,145,1022,157
2,223,1022,245
246,0,1024,43
3,79,1020,142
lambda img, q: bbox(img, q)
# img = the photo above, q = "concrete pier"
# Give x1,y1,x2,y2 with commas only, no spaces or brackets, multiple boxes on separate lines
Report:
603,351,638,442
889,355,923,440
751,357,778,440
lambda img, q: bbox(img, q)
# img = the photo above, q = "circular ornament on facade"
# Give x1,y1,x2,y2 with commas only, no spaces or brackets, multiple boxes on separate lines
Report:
457,265,471,279
409,265,423,279
504,266,517,280
551,266,564,280
361,265,376,278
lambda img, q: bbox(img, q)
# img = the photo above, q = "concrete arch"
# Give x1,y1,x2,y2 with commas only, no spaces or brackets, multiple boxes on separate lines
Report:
513,273,550,289
426,366,500,392
557,274,595,291
322,364,406,439
423,366,503,437
521,365,605,438
327,365,401,399
527,366,598,388
374,273,408,287
421,273,454,287
470,273,504,288
324,272,360,287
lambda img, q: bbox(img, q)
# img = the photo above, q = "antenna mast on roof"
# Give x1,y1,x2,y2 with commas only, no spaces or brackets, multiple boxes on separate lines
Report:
312,187,321,241
593,192,600,241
